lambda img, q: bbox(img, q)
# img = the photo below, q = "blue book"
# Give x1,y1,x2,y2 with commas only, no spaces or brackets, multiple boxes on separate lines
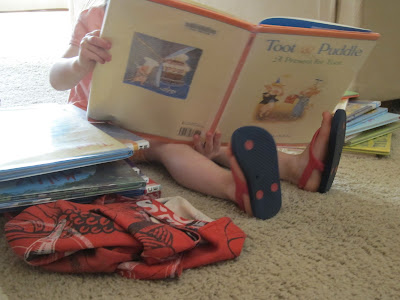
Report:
259,17,372,32
347,107,388,128
0,160,146,212
0,104,134,182
345,100,381,122
346,112,400,136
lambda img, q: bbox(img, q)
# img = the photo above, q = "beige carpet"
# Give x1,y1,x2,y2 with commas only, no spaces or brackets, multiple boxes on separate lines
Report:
1,11,400,300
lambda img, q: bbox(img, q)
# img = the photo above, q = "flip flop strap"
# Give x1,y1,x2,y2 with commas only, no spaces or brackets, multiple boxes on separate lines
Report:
231,165,247,212
298,128,325,189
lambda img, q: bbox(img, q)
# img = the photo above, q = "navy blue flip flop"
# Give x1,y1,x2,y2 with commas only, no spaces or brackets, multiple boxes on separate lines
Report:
318,109,347,193
230,126,281,220
297,109,347,193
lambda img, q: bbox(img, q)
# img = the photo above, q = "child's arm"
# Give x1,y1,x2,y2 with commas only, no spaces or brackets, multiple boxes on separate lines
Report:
49,30,112,91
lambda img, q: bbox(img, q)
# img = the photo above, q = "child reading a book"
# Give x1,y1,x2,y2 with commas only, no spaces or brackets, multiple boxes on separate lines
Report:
49,3,346,220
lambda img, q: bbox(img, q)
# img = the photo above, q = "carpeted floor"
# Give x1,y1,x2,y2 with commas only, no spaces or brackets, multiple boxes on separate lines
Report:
1,11,400,300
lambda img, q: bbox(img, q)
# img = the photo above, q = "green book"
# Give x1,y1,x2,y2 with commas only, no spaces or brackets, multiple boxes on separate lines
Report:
345,121,400,146
344,133,392,156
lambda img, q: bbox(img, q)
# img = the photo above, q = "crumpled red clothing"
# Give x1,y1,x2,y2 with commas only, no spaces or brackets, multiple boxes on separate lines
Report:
4,195,246,280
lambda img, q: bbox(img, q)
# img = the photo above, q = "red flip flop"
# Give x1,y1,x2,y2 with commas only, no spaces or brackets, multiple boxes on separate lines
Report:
228,126,281,220
298,109,347,193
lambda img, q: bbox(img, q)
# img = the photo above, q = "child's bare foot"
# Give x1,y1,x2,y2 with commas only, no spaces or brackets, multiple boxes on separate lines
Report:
298,111,332,191
292,111,334,192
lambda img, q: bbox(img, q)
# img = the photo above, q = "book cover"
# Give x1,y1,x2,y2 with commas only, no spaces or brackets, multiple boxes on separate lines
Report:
343,133,392,156
0,103,134,182
122,159,162,197
346,112,400,136
346,107,388,128
345,121,400,146
87,0,380,145
0,160,146,211
345,100,381,122
333,90,359,112
91,122,150,151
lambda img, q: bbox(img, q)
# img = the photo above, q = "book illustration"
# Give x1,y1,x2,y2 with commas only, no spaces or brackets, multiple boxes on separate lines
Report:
345,100,381,122
254,77,323,122
0,103,133,182
123,32,203,99
0,160,146,210
88,0,380,145
343,133,392,155
91,122,150,151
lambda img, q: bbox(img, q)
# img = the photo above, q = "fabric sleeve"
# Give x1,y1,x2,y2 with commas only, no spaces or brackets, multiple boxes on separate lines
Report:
70,6,105,47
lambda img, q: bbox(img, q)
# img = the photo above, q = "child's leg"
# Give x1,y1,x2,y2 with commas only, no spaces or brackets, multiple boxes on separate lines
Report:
208,111,334,192
143,141,236,201
137,111,334,218
277,112,333,191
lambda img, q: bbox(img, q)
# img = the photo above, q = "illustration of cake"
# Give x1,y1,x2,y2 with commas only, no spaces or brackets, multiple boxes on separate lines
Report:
160,54,191,85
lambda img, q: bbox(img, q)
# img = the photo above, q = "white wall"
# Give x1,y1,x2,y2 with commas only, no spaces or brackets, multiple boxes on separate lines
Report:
193,0,337,23
0,0,68,12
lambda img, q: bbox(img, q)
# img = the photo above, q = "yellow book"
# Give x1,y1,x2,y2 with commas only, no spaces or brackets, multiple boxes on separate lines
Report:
343,133,392,155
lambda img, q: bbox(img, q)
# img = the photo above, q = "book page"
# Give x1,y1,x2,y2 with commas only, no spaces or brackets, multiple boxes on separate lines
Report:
218,28,378,145
88,0,253,141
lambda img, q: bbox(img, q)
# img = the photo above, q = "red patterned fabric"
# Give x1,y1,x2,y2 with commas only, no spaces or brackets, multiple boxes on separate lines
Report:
4,195,246,280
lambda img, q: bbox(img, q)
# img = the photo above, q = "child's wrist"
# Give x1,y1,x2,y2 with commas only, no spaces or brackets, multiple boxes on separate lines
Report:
72,58,90,76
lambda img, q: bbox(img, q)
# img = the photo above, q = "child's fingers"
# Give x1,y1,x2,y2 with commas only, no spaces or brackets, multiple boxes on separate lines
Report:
82,30,111,49
192,134,204,153
213,130,222,152
87,35,112,50
80,43,111,64
80,47,105,64
204,132,214,153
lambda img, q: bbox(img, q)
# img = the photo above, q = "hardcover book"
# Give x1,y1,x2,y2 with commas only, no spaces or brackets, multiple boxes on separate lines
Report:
345,121,400,146
343,133,392,156
345,100,381,123
92,122,150,151
87,0,380,145
345,112,400,136
346,107,388,128
0,159,146,212
0,103,134,182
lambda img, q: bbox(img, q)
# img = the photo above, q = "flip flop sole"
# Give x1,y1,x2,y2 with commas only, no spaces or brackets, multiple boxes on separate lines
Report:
231,126,281,219
319,109,347,193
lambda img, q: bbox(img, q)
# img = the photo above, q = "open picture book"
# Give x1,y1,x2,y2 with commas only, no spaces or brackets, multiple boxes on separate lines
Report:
87,0,380,145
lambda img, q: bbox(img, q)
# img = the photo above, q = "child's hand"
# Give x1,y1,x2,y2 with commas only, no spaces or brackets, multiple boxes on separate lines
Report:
78,29,112,72
193,130,222,160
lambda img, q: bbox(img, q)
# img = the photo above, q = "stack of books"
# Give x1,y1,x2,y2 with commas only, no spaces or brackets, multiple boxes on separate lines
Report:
343,99,400,155
0,103,161,213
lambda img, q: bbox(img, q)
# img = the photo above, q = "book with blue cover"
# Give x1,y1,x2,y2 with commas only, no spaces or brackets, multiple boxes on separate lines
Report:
345,100,381,122
346,112,400,136
0,159,146,212
347,107,388,128
0,103,134,182
259,17,372,32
